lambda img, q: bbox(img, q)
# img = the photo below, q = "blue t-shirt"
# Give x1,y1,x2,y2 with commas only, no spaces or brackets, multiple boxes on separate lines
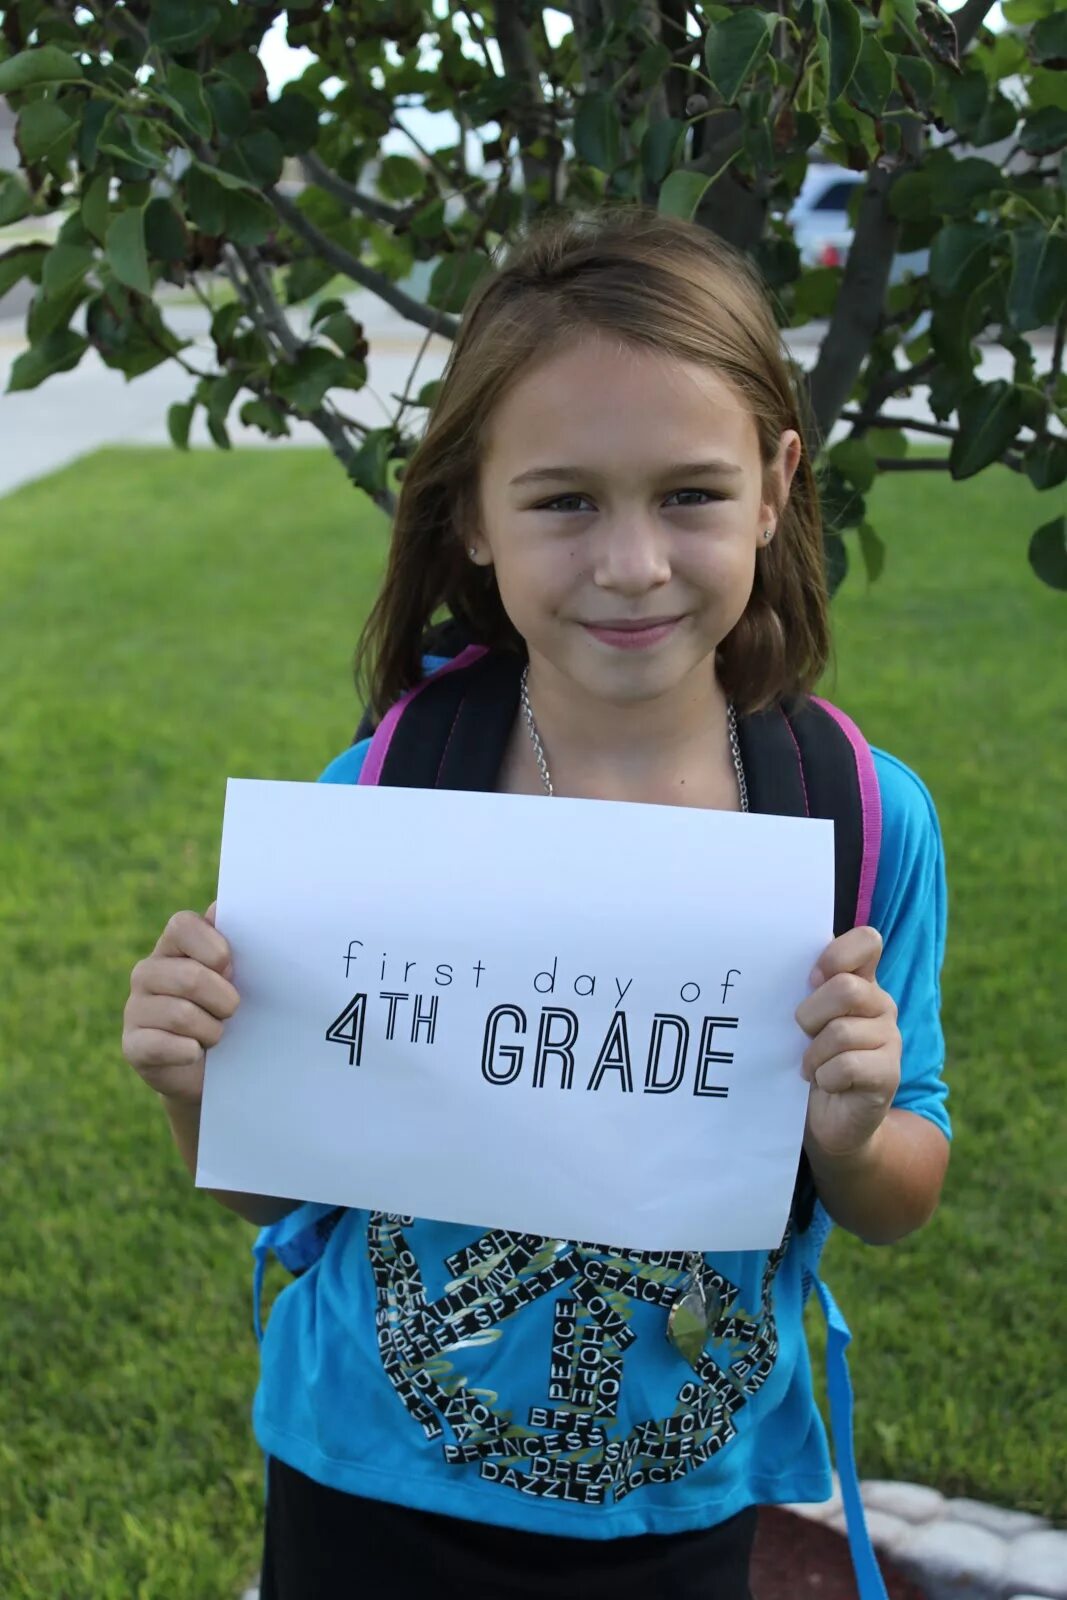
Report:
251,698,950,1540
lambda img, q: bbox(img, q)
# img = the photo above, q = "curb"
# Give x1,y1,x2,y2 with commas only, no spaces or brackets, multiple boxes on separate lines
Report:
785,1477,1065,1600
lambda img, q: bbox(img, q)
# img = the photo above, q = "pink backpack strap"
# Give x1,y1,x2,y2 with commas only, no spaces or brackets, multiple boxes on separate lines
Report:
359,645,490,787
810,696,883,928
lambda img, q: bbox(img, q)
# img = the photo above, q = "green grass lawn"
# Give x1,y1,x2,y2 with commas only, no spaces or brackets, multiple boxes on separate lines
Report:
0,445,1063,1597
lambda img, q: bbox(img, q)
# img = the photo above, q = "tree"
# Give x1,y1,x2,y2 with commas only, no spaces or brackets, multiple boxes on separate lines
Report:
1,0,1065,589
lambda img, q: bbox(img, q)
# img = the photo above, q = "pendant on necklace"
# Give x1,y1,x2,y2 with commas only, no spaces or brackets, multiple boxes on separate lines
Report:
666,1260,709,1364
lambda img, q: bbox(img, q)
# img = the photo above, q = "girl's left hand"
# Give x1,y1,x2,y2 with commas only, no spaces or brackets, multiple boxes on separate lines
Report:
795,926,901,1159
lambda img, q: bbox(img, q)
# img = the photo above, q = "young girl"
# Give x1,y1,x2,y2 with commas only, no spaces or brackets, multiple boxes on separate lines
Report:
121,207,950,1599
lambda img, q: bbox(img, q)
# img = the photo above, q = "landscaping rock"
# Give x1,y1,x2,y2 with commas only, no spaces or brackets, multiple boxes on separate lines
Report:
893,1520,1006,1600
862,1480,947,1524
1000,1529,1067,1599
946,1498,1050,1540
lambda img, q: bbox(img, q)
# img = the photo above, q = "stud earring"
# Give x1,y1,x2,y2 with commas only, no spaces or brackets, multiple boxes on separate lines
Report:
763,528,773,542
469,546,478,559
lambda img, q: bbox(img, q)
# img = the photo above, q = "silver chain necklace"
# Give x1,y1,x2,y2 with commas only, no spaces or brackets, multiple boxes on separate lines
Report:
519,664,749,812
517,662,748,1363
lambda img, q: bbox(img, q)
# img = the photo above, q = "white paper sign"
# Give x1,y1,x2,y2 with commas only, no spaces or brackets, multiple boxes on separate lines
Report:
197,779,834,1252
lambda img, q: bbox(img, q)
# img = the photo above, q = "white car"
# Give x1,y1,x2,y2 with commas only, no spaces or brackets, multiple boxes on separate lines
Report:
788,163,929,286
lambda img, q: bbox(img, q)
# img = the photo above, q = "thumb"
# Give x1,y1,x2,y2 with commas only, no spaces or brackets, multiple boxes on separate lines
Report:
204,900,217,926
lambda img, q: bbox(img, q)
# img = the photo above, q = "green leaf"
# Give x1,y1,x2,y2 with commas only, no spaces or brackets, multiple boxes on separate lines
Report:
824,531,849,595
889,171,933,222
185,166,227,234
949,381,1025,479
574,92,622,173
80,172,111,244
427,250,493,315
657,169,714,221
1031,11,1067,66
240,397,290,437
41,242,93,299
206,370,242,426
0,243,48,298
206,78,250,139
263,91,320,156
271,348,349,413
210,302,244,353
1028,515,1067,590
1007,227,1067,334
1019,106,1067,155
310,297,347,328
191,158,257,193
1002,0,1056,21
348,427,394,497
316,312,362,354
0,46,84,94
1024,437,1067,490
895,55,935,108
929,222,993,296
221,188,275,247
17,101,74,165
849,33,893,119
168,400,195,449
378,154,426,201
226,128,285,188
106,207,151,297
0,173,31,228
415,379,442,409
27,278,88,342
157,63,213,139
641,118,685,187
705,7,778,105
858,521,886,583
793,266,840,319
6,329,88,392
96,114,167,172
148,0,222,52
822,0,862,104
144,197,188,262
830,437,877,492
866,427,909,461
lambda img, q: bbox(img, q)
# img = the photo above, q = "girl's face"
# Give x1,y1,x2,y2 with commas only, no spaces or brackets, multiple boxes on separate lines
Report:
473,333,801,708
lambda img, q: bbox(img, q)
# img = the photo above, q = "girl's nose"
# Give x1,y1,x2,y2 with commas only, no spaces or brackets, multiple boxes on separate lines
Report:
591,517,672,595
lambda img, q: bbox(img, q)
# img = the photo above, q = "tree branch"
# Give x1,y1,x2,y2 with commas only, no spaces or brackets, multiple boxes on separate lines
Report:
841,408,957,440
804,156,910,442
298,151,410,228
266,186,460,341
952,0,999,52
223,242,397,510
495,0,557,212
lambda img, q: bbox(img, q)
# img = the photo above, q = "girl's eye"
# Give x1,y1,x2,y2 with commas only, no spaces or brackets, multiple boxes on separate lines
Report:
537,489,722,512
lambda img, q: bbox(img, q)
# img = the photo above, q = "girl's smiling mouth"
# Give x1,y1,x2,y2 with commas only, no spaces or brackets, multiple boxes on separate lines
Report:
580,616,685,649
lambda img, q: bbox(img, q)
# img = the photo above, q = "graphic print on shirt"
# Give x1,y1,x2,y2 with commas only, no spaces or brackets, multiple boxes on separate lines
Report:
368,1214,788,1506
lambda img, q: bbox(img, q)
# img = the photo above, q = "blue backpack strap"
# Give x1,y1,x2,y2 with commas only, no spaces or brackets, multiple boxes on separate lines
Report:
810,1265,891,1600
251,1201,346,1344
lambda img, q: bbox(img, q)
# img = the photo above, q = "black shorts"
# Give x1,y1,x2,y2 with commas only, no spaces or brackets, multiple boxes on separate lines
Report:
260,1454,756,1600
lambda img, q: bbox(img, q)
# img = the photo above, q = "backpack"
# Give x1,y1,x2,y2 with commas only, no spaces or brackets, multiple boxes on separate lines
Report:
253,628,890,1599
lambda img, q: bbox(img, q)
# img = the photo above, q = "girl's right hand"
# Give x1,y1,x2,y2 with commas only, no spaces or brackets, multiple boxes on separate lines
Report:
121,902,240,1104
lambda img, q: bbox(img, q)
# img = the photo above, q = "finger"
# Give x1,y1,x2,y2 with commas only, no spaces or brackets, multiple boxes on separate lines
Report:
795,970,894,1037
801,1015,893,1079
810,1049,899,1100
127,993,228,1051
154,909,232,975
122,1025,207,1072
204,901,217,926
130,954,240,1020
809,926,883,988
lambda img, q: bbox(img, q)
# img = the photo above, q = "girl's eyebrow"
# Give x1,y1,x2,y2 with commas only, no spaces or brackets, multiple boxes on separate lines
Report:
509,459,744,487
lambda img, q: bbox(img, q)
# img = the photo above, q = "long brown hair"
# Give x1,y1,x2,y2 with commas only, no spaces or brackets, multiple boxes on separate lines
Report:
356,204,830,718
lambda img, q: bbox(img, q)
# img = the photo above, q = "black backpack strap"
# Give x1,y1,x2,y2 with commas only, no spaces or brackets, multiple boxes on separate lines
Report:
738,694,880,1233
370,649,523,792
352,620,476,746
